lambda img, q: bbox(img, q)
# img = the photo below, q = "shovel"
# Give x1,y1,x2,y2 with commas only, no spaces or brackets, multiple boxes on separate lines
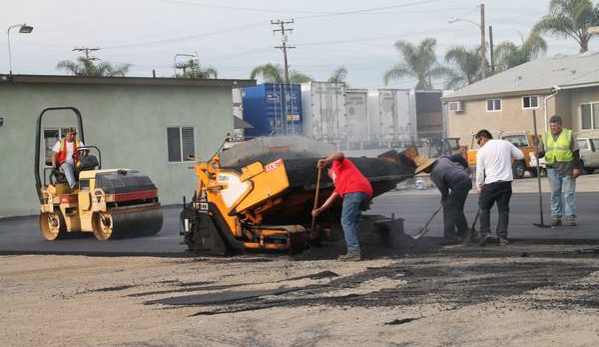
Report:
310,166,323,233
461,210,480,245
407,203,443,240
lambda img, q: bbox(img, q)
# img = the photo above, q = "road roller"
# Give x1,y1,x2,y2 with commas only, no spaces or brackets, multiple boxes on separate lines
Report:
180,137,414,255
34,107,163,241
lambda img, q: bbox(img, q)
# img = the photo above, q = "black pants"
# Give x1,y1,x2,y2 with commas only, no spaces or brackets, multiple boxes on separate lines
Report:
479,181,512,238
443,179,472,239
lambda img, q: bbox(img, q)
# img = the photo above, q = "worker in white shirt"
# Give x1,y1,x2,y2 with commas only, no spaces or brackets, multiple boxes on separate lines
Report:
475,129,524,246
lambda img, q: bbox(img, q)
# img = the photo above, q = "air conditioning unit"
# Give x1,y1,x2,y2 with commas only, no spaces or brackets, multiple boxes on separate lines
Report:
449,101,464,113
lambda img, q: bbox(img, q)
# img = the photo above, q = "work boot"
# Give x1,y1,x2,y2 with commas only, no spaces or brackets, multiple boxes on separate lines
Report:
338,253,362,262
479,233,492,247
550,218,562,226
499,237,509,246
566,217,577,226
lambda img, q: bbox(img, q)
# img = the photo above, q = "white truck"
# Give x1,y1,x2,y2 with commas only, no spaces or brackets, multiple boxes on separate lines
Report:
577,137,599,174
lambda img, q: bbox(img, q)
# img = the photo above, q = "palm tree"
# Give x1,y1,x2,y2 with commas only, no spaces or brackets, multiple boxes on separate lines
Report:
533,0,599,53
494,32,548,72
56,57,131,77
444,46,483,89
176,59,217,78
250,63,313,84
384,37,447,90
328,66,348,83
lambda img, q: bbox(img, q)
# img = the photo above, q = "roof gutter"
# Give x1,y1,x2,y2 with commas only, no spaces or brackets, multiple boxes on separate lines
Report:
558,81,599,90
543,86,560,132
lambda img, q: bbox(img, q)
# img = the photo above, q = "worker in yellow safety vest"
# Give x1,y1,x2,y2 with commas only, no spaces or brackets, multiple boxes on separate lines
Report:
51,127,84,189
539,115,582,227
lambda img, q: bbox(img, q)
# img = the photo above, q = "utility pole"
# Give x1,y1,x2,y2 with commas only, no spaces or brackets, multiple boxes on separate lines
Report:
480,4,486,79
73,47,100,60
271,19,295,84
489,25,494,73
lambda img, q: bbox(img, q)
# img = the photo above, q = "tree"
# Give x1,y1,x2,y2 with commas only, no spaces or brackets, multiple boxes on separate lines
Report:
176,59,217,78
533,0,599,53
444,46,483,89
384,37,447,90
328,66,348,83
250,63,312,84
494,32,548,72
56,56,131,77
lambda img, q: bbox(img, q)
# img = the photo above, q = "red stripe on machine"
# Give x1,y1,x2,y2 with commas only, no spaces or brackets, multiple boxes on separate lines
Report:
112,190,158,202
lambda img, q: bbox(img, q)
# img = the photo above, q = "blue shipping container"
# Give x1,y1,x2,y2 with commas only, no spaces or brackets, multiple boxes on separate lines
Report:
242,84,302,137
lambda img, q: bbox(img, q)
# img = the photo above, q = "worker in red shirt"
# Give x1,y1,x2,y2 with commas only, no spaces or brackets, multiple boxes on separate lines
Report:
312,152,373,261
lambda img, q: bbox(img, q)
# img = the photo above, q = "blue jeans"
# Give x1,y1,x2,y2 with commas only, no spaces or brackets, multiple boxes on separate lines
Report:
341,192,369,255
547,168,576,219
60,162,77,189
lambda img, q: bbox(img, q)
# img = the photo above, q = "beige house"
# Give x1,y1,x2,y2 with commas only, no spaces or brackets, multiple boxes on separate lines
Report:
442,53,599,147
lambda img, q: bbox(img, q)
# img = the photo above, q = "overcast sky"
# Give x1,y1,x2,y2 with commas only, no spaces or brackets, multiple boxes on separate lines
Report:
2,0,594,89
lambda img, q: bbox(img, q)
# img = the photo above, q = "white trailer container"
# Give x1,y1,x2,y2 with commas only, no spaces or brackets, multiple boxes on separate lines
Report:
301,82,346,142
367,88,416,144
345,89,370,143
232,88,243,119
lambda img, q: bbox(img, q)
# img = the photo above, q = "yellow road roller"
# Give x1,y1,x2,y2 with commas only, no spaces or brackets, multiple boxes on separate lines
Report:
34,107,163,241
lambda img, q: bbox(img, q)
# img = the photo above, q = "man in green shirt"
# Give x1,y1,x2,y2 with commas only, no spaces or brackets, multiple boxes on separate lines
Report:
539,115,583,226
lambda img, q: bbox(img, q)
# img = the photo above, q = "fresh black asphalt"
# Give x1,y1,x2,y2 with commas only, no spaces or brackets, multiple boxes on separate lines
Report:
0,192,597,256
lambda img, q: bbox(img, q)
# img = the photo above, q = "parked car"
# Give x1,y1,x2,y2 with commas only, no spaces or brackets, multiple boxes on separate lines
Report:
577,137,599,174
466,131,541,178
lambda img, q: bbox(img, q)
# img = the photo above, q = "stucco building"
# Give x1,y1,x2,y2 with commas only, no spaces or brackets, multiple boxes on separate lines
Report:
442,53,599,147
0,74,254,217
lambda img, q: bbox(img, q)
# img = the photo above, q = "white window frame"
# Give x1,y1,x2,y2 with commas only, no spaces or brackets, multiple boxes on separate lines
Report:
522,95,539,109
167,126,197,163
486,98,502,112
579,102,599,130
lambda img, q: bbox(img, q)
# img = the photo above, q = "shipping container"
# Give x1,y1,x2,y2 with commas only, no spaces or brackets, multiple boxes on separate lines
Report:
301,82,346,142
241,84,302,138
415,90,443,139
345,89,370,143
367,88,416,144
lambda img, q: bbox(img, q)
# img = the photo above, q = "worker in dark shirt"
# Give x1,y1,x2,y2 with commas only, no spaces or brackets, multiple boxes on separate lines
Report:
415,154,472,242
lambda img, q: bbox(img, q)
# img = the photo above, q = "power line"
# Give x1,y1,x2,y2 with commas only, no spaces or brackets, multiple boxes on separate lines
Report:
102,21,267,50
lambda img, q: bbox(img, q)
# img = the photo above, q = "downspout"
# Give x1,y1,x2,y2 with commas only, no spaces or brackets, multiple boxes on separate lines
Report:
543,86,561,132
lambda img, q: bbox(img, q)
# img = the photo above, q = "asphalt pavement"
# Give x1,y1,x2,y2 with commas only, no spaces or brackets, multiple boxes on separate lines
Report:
1,190,598,256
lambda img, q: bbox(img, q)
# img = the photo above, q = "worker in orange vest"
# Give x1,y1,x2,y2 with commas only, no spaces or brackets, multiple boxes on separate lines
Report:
51,127,84,189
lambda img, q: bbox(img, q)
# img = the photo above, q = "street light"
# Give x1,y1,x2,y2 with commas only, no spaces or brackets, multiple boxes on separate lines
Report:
7,23,34,76
448,4,487,79
173,53,198,76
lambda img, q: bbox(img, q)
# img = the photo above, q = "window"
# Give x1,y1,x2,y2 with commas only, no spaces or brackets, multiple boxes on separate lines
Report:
522,95,539,109
580,103,599,130
577,139,589,150
486,99,501,112
502,135,529,148
167,127,195,162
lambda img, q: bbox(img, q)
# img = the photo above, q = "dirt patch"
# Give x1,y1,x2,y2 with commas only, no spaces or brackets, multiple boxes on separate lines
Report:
2,245,599,347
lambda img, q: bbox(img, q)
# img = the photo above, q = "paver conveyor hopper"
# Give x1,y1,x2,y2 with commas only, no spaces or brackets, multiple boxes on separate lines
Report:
34,107,163,241
180,137,415,254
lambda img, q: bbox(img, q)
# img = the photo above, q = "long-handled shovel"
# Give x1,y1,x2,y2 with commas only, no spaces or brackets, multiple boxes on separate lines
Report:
407,203,443,240
462,210,480,245
532,110,551,228
310,166,323,233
